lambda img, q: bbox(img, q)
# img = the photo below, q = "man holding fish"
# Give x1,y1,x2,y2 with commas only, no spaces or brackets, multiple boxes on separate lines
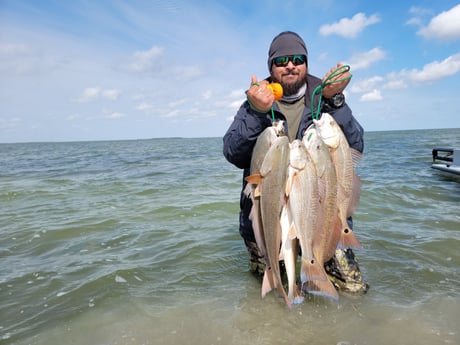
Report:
223,31,368,305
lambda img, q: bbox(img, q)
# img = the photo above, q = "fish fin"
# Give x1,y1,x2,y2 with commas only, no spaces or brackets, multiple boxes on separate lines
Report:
280,204,291,248
289,292,305,305
262,267,292,310
347,173,362,217
288,282,305,305
285,171,293,196
300,258,329,283
243,183,252,198
261,267,275,298
303,279,339,302
276,283,293,311
250,207,266,258
350,148,363,168
273,120,285,134
338,227,362,249
278,250,284,261
285,241,303,305
288,223,297,240
245,173,263,184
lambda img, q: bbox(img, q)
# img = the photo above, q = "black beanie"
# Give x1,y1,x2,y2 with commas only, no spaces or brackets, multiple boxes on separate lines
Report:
267,31,308,71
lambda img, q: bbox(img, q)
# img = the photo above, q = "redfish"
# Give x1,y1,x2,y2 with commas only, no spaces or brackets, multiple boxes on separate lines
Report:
314,113,362,249
246,131,291,309
302,125,340,300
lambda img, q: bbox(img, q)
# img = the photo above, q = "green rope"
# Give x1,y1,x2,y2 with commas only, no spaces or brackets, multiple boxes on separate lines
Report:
311,64,352,121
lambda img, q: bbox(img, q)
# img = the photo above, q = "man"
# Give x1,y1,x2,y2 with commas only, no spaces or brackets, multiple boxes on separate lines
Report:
223,31,368,294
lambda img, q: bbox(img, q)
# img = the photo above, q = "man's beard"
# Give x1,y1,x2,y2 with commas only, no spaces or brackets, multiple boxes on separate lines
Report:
273,72,308,97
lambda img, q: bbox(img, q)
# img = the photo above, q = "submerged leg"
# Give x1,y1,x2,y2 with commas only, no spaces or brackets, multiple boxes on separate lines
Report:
244,239,287,281
244,239,265,278
324,248,369,294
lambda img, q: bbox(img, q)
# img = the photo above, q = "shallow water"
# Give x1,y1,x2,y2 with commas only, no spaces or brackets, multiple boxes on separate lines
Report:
1,128,459,345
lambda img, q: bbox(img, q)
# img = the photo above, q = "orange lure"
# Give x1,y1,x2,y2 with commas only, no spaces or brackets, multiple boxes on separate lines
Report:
267,83,283,100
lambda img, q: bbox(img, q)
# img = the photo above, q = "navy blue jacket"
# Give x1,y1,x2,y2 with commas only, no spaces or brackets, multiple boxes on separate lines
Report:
223,74,364,242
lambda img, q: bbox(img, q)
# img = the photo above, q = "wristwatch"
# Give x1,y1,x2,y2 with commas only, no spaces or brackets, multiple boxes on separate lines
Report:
325,93,345,108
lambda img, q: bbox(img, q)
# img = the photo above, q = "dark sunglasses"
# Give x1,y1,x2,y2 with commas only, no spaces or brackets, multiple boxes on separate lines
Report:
273,55,306,67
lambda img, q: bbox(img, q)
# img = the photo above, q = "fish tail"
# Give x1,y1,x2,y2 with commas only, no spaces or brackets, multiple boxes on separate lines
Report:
303,279,339,302
273,265,292,310
300,257,328,282
288,290,305,305
277,283,293,311
261,267,292,310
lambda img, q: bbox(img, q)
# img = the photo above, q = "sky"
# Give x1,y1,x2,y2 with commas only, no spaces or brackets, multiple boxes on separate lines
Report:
1,0,460,143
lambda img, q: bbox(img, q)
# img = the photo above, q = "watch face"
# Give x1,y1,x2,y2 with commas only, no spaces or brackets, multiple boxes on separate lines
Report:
332,93,345,107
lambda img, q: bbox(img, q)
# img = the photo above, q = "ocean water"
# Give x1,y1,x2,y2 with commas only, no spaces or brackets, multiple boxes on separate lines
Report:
1,128,459,345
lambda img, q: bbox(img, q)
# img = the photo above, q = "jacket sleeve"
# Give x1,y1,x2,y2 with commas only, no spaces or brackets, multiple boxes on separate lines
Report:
328,103,364,153
223,101,272,169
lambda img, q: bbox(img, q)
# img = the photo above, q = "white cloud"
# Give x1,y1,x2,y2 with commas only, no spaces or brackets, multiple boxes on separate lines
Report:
351,76,384,93
131,93,146,101
351,52,460,93
403,53,460,83
0,43,29,55
406,7,434,27
167,99,187,108
360,89,383,102
408,6,433,17
76,87,100,103
162,109,180,118
383,79,407,90
215,97,245,110
175,65,202,80
75,87,122,102
228,89,245,99
0,117,22,130
136,102,154,111
107,112,125,119
417,4,460,40
319,13,380,38
215,88,246,109
102,89,122,100
0,42,60,75
350,53,460,102
127,46,164,73
406,17,422,27
229,99,245,109
347,48,386,71
66,114,80,121
202,90,212,100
